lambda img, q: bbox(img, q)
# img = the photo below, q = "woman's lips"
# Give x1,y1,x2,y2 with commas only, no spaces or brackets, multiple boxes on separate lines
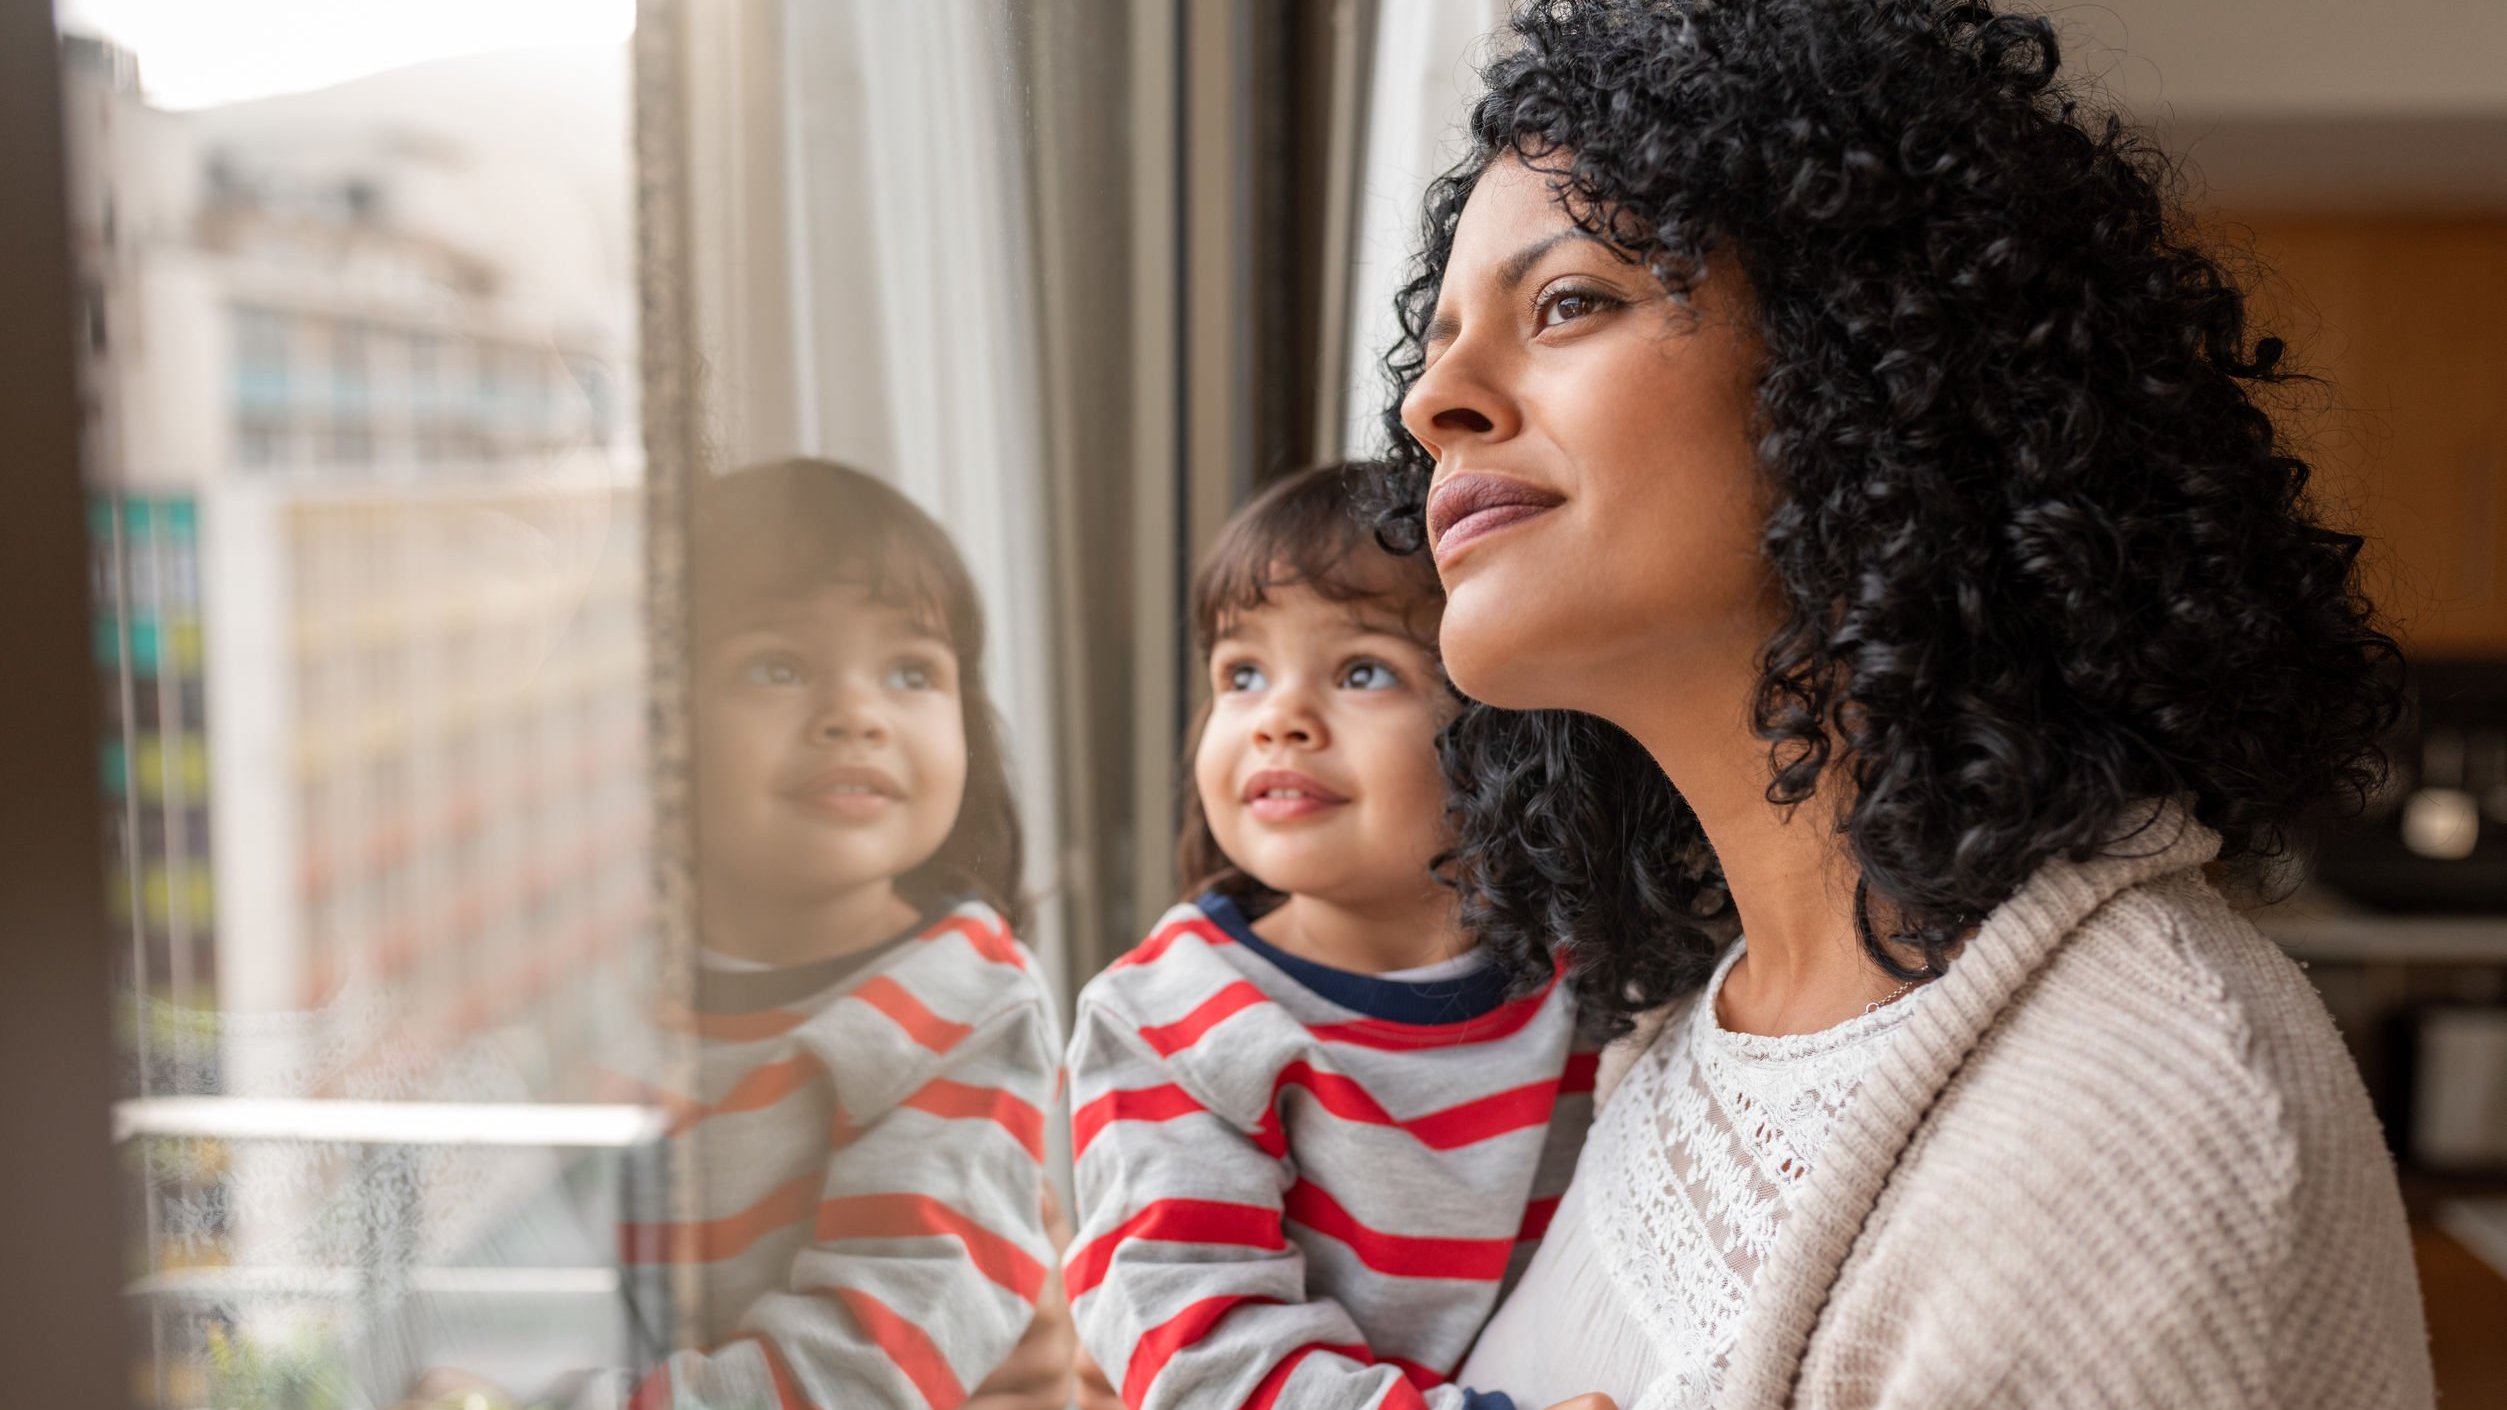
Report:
1242,768,1348,824
1426,472,1564,566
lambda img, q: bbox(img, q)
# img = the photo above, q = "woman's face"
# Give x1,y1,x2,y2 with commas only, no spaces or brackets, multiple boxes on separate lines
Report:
1399,155,1774,716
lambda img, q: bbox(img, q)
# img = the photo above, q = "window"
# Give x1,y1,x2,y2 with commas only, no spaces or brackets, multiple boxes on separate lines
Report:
231,305,290,415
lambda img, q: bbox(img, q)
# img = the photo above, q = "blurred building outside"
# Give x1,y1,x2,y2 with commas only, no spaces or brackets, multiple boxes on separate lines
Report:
61,31,653,1406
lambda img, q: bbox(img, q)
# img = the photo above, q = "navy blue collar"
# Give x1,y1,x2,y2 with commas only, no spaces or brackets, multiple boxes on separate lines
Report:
696,897,963,1013
1196,891,1515,1025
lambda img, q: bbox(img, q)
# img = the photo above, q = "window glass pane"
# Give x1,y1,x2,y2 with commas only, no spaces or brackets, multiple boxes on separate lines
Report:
57,2,1442,1406
57,8,660,1405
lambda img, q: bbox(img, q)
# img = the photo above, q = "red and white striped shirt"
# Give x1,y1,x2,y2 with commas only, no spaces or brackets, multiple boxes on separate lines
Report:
608,900,1060,1409
1067,895,1595,1410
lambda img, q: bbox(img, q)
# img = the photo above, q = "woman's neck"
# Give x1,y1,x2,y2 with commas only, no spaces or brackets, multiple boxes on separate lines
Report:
1251,886,1463,976
699,875,922,968
1614,643,1907,1037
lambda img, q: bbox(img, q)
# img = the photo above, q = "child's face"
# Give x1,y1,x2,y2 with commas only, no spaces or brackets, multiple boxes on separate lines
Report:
695,581,969,910
1195,569,1455,913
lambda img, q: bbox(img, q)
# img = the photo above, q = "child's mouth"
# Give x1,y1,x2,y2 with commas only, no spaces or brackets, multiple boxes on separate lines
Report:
787,765,905,821
1242,769,1348,823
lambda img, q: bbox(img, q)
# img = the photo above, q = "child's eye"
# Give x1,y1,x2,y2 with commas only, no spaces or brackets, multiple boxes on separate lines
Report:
1341,659,1400,690
1221,661,1268,692
883,659,944,691
738,652,806,688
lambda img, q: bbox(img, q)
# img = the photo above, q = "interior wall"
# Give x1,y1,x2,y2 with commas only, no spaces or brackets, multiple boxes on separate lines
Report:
2036,0,2507,118
2032,0,2507,212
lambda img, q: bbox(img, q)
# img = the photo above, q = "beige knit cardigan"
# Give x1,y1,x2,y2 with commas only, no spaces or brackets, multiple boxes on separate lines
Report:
1635,804,2435,1409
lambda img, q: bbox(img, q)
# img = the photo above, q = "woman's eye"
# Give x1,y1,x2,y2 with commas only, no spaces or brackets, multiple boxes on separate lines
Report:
739,653,805,687
1222,661,1267,692
1537,285,1617,330
1342,659,1399,690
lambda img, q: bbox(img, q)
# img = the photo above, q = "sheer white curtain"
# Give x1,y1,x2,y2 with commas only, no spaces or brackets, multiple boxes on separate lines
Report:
682,0,1068,1003
1344,0,1510,456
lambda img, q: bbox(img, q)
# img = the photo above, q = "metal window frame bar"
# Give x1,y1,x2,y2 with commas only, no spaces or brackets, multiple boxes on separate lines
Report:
0,0,127,1400
112,1096,668,1148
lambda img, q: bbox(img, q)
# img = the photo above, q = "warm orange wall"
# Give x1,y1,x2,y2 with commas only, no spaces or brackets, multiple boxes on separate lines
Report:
2210,214,2507,657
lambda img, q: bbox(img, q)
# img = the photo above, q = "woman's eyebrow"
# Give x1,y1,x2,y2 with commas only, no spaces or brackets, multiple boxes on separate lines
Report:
1424,228,1600,349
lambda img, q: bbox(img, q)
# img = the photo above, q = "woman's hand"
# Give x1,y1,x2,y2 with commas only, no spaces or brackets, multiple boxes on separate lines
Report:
1543,1397,1619,1410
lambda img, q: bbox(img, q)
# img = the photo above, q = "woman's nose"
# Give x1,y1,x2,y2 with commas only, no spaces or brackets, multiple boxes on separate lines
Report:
1401,360,1512,466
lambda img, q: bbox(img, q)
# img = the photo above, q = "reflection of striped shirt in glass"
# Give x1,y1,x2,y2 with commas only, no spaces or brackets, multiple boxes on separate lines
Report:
608,900,1059,1409
1066,895,1595,1410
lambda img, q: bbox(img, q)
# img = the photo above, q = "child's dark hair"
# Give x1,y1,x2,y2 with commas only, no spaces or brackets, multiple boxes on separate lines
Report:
1175,462,1445,912
691,457,1025,931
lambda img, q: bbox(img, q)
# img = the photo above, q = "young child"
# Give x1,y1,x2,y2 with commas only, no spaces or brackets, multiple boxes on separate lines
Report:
615,458,1063,1409
1064,465,1596,1410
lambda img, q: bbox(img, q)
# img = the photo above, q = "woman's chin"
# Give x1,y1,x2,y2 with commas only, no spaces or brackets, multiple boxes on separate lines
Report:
1438,604,1573,710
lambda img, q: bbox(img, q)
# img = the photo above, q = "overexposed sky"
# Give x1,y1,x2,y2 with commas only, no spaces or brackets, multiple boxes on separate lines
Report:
55,0,634,110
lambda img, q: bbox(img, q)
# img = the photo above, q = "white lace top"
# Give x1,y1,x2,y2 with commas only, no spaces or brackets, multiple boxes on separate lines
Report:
1460,944,1922,1410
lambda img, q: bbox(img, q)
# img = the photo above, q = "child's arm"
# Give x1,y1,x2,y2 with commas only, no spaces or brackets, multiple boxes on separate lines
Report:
962,1184,1079,1410
637,979,1061,1409
1064,998,1515,1410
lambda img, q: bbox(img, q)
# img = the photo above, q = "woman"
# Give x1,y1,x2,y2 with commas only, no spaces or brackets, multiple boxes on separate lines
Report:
1380,2,2433,1407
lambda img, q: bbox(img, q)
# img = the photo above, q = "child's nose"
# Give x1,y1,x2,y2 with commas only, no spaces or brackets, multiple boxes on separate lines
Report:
812,690,889,744
1251,694,1323,748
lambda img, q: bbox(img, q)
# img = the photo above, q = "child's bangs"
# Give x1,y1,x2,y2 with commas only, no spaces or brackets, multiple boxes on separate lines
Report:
728,534,957,639
1199,531,1376,639
1191,465,1441,652
692,463,979,653
845,542,960,641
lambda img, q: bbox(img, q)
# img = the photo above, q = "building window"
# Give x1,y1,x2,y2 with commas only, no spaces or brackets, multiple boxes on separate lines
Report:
330,323,369,415
328,424,373,468
409,331,444,426
237,419,285,469
231,306,290,415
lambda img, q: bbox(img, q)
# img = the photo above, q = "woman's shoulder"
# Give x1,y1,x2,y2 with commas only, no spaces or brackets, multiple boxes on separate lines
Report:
1927,867,2387,1221
1786,870,2427,1407
2005,870,2359,1106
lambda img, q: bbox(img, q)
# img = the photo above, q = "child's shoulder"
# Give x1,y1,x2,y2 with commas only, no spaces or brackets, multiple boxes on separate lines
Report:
843,897,1054,1021
779,899,1057,1100
1077,898,1270,1016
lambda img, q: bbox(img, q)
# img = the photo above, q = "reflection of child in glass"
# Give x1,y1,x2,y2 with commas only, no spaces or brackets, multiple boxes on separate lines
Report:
623,458,1064,1408
1065,466,1595,1410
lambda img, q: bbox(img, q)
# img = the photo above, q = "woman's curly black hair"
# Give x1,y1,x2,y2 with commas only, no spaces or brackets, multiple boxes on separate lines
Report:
1373,0,2403,1037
